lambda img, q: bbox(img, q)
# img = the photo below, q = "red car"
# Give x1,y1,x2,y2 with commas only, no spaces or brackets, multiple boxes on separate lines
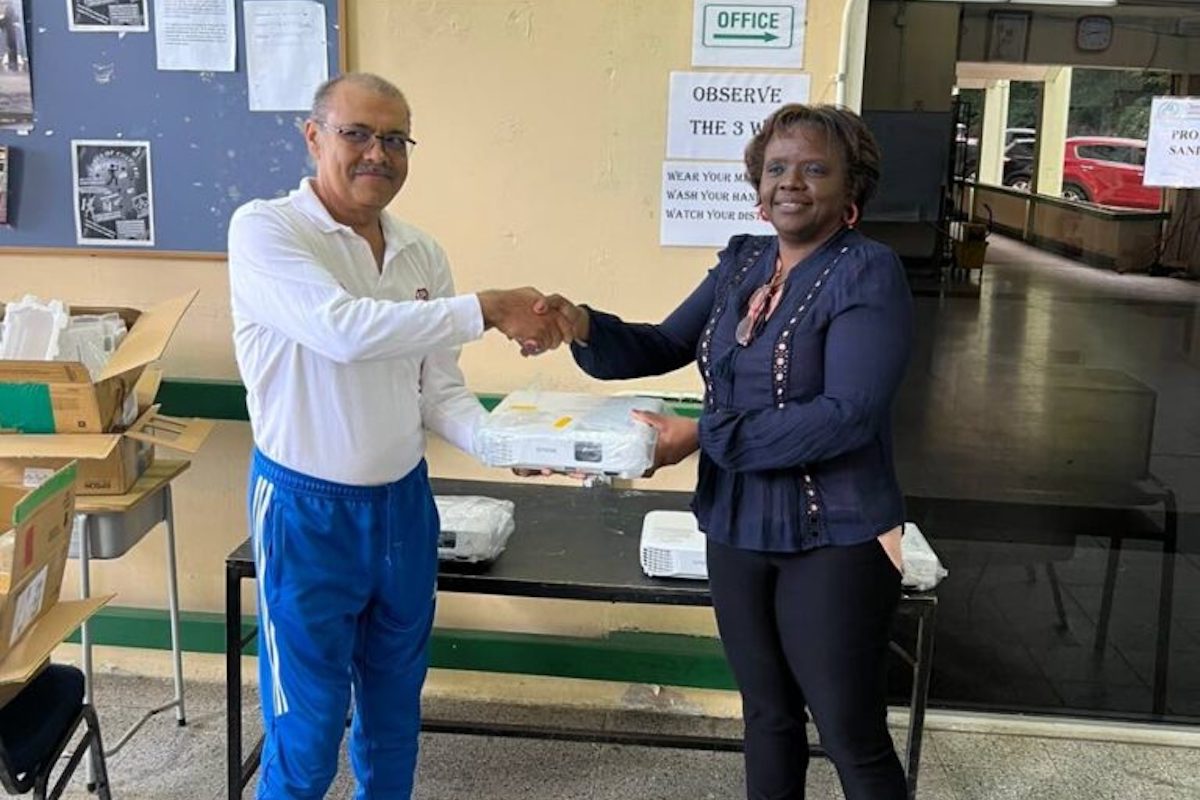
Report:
1003,136,1163,210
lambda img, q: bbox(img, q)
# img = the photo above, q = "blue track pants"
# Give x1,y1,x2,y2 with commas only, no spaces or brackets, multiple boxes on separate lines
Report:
249,449,439,799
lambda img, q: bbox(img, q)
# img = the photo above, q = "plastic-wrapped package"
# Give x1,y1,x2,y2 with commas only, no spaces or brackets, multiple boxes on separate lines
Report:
57,312,127,380
900,522,948,591
475,390,665,478
0,295,70,361
434,495,515,564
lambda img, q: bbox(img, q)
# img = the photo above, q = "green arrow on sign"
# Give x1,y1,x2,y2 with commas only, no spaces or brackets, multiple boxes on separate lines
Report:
713,31,779,42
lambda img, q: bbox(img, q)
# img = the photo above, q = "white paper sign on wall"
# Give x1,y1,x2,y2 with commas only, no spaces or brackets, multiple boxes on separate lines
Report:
692,0,807,69
667,71,811,161
661,161,774,247
1144,96,1200,188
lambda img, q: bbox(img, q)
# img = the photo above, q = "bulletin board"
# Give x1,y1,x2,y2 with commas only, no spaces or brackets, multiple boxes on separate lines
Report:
0,0,345,256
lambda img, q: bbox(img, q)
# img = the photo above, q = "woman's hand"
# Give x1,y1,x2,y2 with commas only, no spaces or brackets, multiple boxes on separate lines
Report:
631,410,699,477
533,294,590,345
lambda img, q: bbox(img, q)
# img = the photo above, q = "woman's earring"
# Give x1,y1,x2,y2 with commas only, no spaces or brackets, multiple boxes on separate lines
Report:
757,205,771,222
844,202,860,228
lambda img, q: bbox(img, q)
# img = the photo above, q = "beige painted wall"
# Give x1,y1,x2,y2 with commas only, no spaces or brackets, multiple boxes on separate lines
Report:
1,1,851,638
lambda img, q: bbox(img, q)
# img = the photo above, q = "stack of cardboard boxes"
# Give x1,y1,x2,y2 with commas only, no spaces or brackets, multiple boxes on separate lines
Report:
0,291,212,494
0,291,211,705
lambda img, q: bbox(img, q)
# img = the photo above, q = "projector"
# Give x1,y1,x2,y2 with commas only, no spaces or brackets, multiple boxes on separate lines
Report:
639,510,707,580
476,390,664,478
435,496,515,565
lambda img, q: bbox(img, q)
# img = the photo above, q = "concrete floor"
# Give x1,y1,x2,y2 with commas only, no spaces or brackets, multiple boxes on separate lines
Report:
47,668,1200,800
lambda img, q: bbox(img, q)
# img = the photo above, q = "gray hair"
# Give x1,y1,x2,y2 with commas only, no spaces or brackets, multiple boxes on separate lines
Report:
310,72,408,121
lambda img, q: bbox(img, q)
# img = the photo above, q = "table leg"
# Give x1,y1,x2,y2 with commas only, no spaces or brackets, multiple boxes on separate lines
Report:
1152,491,1178,717
227,559,243,800
905,604,937,800
78,515,96,790
1095,536,1123,656
163,486,187,726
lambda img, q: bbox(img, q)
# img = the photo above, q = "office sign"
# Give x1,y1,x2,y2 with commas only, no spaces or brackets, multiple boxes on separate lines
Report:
693,0,806,68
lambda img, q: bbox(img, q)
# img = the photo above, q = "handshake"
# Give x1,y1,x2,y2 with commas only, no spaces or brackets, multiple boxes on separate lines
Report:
477,288,589,356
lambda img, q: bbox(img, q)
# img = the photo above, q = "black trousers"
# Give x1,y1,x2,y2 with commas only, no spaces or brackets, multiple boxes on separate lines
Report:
707,537,906,800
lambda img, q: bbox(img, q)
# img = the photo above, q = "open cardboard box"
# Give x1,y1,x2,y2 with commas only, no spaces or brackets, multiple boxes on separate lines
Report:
0,462,113,708
0,404,214,495
0,461,111,655
0,291,197,434
0,364,214,494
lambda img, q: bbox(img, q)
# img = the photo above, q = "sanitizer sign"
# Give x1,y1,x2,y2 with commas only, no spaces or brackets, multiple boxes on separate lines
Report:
1144,96,1200,188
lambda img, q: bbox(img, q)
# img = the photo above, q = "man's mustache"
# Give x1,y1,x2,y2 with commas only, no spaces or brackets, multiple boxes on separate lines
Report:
354,166,396,178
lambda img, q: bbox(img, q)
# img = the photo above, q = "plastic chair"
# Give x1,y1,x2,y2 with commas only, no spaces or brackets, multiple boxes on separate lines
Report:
0,665,112,800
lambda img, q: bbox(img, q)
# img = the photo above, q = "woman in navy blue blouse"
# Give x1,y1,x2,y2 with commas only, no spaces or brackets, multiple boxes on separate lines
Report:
544,104,913,799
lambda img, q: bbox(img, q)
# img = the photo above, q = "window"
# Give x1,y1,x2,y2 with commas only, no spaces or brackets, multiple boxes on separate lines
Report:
1077,144,1119,163
1075,144,1146,165
1006,140,1035,160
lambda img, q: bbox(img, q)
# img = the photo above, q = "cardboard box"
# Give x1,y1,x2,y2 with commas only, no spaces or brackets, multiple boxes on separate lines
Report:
0,597,112,709
0,291,198,433
0,406,214,495
0,462,112,709
0,463,77,664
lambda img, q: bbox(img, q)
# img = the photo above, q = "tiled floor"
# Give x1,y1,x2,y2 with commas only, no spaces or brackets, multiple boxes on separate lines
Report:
49,671,1200,800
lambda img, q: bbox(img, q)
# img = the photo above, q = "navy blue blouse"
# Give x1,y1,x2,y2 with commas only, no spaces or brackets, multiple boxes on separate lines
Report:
572,228,913,552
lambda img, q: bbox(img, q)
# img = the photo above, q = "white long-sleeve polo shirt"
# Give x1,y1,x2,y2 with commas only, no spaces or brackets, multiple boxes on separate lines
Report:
228,179,487,486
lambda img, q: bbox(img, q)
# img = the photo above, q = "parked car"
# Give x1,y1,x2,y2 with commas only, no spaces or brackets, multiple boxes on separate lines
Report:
1002,138,1036,189
957,126,1033,181
1002,136,1163,210
1004,127,1036,147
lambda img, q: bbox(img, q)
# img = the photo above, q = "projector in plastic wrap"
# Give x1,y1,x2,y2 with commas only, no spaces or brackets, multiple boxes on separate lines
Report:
434,496,515,565
475,390,664,478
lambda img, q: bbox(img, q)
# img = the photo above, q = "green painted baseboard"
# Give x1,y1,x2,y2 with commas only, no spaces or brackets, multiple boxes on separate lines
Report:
65,606,735,691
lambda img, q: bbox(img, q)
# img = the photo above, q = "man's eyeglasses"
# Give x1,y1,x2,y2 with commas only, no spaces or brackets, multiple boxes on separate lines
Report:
314,120,417,156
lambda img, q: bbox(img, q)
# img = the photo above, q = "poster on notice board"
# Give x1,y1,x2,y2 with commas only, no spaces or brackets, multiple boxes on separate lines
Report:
0,0,33,130
0,145,8,224
68,0,149,33
71,140,155,247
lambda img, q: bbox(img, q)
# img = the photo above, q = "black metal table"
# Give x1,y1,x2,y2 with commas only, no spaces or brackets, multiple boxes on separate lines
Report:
225,479,938,799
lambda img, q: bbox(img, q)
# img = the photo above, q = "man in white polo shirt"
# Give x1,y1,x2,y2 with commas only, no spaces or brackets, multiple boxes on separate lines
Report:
227,72,569,800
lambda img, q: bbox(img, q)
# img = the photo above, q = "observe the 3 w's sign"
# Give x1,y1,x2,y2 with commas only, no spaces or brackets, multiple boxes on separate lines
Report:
666,71,811,161
660,161,773,247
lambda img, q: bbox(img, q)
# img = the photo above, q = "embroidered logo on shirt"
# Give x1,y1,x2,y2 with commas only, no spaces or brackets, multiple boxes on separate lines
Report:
415,288,429,301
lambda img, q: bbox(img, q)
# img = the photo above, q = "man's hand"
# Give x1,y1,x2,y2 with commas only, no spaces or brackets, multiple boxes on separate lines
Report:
534,294,590,346
478,288,574,355
511,467,590,480
631,410,699,477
